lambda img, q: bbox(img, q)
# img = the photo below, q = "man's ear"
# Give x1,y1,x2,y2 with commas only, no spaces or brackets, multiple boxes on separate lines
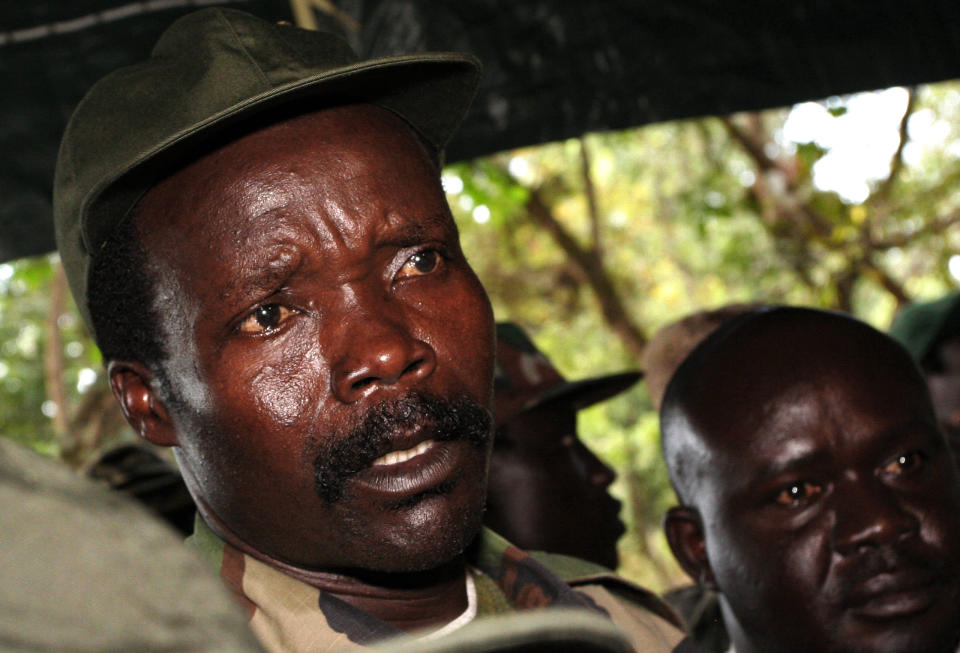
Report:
664,506,717,590
108,360,178,447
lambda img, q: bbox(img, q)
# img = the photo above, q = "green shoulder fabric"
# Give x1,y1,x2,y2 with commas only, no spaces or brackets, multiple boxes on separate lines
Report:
471,528,683,630
472,569,514,617
527,550,613,581
528,548,683,629
470,527,515,569
186,512,226,572
472,527,609,581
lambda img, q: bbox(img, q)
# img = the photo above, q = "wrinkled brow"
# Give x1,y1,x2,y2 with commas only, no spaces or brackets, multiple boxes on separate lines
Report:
379,212,455,246
216,213,454,304
218,247,300,305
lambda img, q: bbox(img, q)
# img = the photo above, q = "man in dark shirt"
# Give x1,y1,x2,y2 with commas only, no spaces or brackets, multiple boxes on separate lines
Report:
661,306,960,653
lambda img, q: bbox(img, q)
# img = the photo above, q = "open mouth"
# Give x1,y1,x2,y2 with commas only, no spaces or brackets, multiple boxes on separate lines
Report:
312,393,491,504
353,438,475,499
371,439,436,466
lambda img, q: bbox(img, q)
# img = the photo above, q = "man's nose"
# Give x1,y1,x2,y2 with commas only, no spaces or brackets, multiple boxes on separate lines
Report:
831,477,920,556
568,437,616,488
585,449,616,489
591,460,617,488
330,315,437,404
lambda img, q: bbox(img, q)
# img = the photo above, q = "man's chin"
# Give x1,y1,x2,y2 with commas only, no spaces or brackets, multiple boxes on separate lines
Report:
357,490,485,574
328,434,491,573
836,603,960,653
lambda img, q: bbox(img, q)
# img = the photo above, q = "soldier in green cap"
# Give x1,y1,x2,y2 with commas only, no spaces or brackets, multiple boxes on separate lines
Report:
53,8,699,652
486,322,640,570
889,292,960,454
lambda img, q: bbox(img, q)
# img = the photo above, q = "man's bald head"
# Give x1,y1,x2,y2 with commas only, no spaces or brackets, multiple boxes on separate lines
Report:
661,306,960,653
661,306,930,505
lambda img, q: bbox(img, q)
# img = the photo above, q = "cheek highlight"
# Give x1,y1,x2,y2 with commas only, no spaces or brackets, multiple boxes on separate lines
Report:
250,338,328,428
152,264,214,412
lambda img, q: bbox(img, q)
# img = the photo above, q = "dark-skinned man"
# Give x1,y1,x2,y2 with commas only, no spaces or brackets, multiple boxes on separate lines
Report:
661,306,960,653
642,304,761,653
53,9,695,652
485,323,641,570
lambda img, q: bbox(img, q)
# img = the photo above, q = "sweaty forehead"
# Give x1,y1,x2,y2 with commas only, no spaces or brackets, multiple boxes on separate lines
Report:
675,310,932,453
133,104,445,264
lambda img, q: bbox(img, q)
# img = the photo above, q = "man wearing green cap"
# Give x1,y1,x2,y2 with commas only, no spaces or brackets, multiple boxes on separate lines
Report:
889,292,960,454
53,8,695,652
486,322,640,570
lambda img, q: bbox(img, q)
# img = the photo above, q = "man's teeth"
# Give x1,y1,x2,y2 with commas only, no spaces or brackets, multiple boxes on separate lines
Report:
372,440,435,466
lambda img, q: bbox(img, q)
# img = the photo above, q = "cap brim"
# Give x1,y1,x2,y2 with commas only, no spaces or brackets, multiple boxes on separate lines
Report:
536,371,643,412
82,52,481,253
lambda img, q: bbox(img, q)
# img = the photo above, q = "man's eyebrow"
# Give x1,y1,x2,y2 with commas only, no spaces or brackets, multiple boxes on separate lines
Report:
380,213,453,246
218,250,300,304
752,416,942,482
754,447,830,482
867,416,943,453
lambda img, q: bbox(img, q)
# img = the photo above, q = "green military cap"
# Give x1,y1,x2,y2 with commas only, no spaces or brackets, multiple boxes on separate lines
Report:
494,322,642,428
888,292,960,366
53,7,481,337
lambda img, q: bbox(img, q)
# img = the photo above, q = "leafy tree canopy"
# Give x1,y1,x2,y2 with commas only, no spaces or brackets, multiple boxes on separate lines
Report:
4,81,960,589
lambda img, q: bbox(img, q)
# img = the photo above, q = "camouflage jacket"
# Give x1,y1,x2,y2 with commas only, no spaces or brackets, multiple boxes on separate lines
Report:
189,518,701,652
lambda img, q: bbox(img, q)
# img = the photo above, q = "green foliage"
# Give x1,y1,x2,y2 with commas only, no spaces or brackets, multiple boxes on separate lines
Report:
5,81,960,591
794,141,828,171
447,81,960,587
0,255,127,459
1,257,55,453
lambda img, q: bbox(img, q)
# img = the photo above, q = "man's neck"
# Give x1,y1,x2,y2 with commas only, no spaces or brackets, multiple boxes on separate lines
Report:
197,505,469,633
263,551,470,633
719,599,757,653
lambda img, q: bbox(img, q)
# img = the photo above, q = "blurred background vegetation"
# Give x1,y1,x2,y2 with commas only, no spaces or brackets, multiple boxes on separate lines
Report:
4,80,960,591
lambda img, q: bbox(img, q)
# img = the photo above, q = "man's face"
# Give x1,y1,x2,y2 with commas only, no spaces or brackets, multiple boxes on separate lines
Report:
926,337,960,453
133,105,495,572
688,330,960,653
485,402,624,568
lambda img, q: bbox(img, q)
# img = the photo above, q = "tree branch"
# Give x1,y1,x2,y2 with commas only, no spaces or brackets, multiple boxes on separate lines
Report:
578,136,603,256
722,115,833,239
520,175,648,358
864,258,910,307
874,87,916,202
873,210,960,250
720,115,785,175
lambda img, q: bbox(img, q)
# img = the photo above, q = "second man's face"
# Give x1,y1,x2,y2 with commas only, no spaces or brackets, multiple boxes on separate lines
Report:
692,331,960,653
135,105,496,572
486,403,623,569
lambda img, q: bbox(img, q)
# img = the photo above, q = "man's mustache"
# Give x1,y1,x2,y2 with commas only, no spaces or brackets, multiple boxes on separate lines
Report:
833,539,956,605
313,393,491,503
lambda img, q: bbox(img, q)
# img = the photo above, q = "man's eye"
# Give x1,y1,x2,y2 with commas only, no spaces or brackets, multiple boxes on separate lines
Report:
398,250,440,278
774,481,823,507
882,451,926,476
238,304,293,334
